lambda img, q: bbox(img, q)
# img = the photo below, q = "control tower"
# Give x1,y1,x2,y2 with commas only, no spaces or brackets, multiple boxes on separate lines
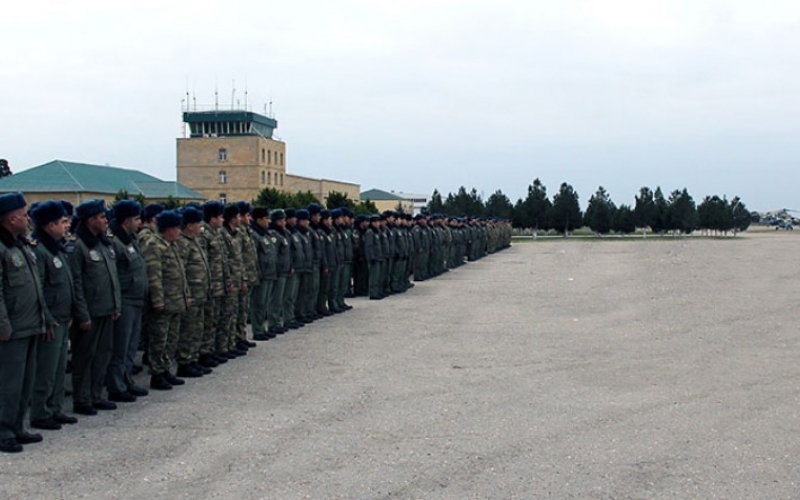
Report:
177,109,287,203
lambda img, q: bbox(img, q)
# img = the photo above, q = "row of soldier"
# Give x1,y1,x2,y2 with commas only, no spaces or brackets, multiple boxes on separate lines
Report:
0,191,510,453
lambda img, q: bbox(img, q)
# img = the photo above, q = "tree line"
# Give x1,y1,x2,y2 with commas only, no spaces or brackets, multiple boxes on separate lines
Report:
425,181,752,235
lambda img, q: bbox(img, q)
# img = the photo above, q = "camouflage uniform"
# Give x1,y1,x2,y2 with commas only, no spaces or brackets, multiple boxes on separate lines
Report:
237,225,258,342
221,225,243,351
199,222,229,359
176,230,210,367
144,232,188,376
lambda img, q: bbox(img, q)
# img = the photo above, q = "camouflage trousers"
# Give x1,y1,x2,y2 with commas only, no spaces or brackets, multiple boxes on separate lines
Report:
237,288,250,342
148,311,181,375
204,295,222,356
220,292,238,352
177,301,205,364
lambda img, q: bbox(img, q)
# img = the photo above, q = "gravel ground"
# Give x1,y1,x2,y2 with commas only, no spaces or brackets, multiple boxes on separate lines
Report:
3,230,800,499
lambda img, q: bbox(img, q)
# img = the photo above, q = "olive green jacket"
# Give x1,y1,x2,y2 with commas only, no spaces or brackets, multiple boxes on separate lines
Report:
144,233,189,313
0,227,47,339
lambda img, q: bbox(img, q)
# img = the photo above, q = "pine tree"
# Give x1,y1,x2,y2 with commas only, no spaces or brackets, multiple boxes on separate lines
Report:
550,182,582,236
584,186,615,235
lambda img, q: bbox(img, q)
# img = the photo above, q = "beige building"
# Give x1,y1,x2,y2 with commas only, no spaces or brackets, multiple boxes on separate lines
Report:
177,110,358,205
359,188,415,214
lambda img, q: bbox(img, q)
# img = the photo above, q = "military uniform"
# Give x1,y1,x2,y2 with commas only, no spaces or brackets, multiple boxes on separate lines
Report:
267,218,291,333
176,228,211,373
199,220,229,364
249,219,277,340
220,224,244,353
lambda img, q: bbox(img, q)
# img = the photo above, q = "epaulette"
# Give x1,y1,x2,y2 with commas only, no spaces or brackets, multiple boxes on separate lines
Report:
29,239,38,247
107,230,115,239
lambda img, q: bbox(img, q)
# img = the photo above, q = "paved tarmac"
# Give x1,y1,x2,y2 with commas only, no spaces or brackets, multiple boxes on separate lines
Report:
3,232,800,499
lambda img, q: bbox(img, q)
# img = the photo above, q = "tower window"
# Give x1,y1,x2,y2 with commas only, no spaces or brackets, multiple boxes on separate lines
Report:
280,153,284,166
218,148,227,161
219,170,227,184
261,170,265,184
261,149,265,163
267,150,271,165
268,171,272,184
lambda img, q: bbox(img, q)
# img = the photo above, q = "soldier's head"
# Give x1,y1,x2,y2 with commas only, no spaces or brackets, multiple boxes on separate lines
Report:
203,200,224,229
0,192,29,237
31,199,69,240
331,208,343,226
307,203,323,224
156,210,182,242
354,214,367,229
223,204,241,228
112,200,142,235
181,207,203,237
296,209,310,228
252,207,270,229
142,203,165,231
320,210,332,227
369,214,381,229
270,209,286,228
76,199,108,236
285,208,297,227
236,201,252,225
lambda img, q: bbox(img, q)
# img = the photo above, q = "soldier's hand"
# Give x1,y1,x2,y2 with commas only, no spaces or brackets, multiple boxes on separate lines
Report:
45,328,55,342
79,320,91,332
0,333,10,341
112,313,121,320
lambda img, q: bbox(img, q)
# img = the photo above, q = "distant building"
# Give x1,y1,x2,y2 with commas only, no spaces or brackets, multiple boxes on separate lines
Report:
391,191,429,214
177,109,359,205
0,160,204,205
360,188,417,214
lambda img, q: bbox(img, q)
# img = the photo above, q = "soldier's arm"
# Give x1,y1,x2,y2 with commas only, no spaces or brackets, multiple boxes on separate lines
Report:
68,249,91,325
0,258,12,340
145,244,165,310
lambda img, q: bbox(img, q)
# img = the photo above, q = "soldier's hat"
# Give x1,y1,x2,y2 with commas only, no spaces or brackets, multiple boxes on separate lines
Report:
0,193,27,217
307,203,323,215
60,200,74,217
142,203,165,222
236,201,252,215
270,209,286,221
182,206,203,225
252,207,269,220
202,200,224,221
354,214,367,224
112,200,142,223
330,208,343,219
30,200,67,227
369,214,381,222
319,209,331,220
156,210,182,231
413,214,424,221
285,208,296,219
223,204,240,222
75,199,106,220
296,209,310,220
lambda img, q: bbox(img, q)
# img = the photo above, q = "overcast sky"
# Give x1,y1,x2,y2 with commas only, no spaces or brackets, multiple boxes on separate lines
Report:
2,1,799,211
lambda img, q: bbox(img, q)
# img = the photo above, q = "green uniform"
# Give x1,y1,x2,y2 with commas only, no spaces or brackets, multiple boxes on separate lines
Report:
220,225,243,350
267,224,291,330
176,230,211,366
249,222,276,338
199,222,229,357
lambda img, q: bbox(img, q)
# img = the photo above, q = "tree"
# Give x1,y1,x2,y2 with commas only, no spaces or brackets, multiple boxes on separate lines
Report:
697,195,733,235
353,199,378,215
325,190,356,210
633,186,655,236
484,190,514,220
584,186,615,235
163,196,184,210
113,189,146,206
523,178,552,233
651,187,669,234
729,196,751,234
612,204,636,234
666,188,698,234
253,187,319,208
427,189,444,214
550,182,582,235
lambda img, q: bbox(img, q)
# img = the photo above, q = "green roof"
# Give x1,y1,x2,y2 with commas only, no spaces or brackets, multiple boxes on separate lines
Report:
0,160,203,199
360,188,405,201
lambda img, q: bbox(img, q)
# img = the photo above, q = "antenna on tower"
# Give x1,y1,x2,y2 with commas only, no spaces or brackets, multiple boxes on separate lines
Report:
231,79,236,110
215,83,219,110
244,80,248,110
269,98,273,118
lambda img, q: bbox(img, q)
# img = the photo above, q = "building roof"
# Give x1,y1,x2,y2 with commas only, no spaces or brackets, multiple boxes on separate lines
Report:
0,160,204,199
360,188,406,201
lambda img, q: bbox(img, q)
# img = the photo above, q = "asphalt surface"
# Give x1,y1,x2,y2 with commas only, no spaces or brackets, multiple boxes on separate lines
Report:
3,232,800,499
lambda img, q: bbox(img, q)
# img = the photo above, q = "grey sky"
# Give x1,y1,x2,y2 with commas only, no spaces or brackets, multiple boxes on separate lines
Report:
3,1,799,210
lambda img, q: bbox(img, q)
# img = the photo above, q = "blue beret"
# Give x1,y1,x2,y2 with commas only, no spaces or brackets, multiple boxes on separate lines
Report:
342,208,354,218
369,214,381,222
236,201,251,215
202,200,224,220
156,210,182,231
0,193,27,217
285,208,296,218
354,215,367,224
182,206,203,225
185,201,202,210
307,203,323,215
113,200,142,222
75,199,106,220
143,203,165,221
295,209,310,220
252,207,269,220
330,208,343,219
30,200,67,227
319,209,330,219
270,209,286,221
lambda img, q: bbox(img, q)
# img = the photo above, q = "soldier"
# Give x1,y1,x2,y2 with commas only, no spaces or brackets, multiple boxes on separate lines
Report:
293,209,315,323
305,203,325,320
220,204,247,356
137,202,164,368
29,201,78,431
266,209,291,335
70,199,122,415
105,200,149,403
175,207,211,378
319,209,341,313
335,208,354,310
283,209,305,330
199,201,229,366
313,209,332,317
249,207,276,340
144,210,190,390
0,193,48,453
236,202,258,348
352,214,369,296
